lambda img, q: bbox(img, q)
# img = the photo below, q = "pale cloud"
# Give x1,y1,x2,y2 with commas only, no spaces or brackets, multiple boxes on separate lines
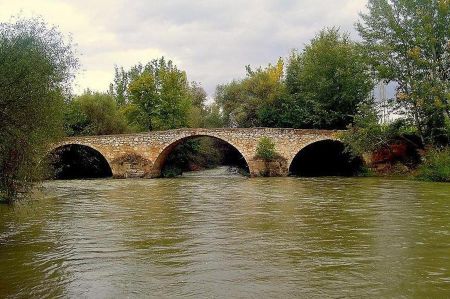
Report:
0,0,368,96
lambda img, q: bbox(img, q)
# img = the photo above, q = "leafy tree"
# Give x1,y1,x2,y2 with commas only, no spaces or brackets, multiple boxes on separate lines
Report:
340,101,399,156
189,81,208,110
203,103,225,128
341,100,421,169
109,66,128,106
127,71,159,130
285,28,374,129
216,59,286,127
186,82,209,128
64,90,130,136
112,57,196,131
416,147,450,182
0,17,78,202
357,0,450,144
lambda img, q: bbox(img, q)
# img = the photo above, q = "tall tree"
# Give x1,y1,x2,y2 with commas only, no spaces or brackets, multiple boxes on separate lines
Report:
357,0,450,144
285,28,374,129
64,90,130,136
109,66,128,106
0,17,78,201
112,57,198,131
216,59,286,127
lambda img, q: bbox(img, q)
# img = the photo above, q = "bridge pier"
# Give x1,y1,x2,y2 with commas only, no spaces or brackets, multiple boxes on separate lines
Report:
109,153,154,178
248,158,289,177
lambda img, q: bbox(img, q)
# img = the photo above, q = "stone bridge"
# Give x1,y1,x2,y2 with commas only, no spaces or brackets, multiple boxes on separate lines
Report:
51,128,342,178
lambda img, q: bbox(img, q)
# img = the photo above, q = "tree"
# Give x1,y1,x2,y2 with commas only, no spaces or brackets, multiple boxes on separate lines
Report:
64,90,130,136
0,17,78,202
216,59,286,127
357,0,450,144
112,57,196,131
109,66,128,106
285,28,374,129
340,100,401,156
203,103,225,128
186,82,209,128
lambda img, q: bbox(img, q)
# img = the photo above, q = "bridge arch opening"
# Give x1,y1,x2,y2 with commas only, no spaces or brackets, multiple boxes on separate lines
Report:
153,135,250,177
289,140,363,177
47,144,112,179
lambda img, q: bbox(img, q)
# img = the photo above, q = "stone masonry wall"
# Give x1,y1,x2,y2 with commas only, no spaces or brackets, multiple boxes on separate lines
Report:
51,128,341,178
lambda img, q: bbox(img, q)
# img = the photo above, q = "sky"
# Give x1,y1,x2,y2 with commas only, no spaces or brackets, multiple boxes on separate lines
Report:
0,0,368,97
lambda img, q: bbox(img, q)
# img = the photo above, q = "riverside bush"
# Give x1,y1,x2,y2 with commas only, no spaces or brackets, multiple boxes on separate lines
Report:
255,137,277,161
416,148,450,182
0,17,78,202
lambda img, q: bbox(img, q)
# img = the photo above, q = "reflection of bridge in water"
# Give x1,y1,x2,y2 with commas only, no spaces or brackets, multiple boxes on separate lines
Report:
50,128,361,178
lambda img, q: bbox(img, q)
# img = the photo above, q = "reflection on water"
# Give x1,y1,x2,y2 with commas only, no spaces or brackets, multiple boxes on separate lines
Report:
0,175,449,298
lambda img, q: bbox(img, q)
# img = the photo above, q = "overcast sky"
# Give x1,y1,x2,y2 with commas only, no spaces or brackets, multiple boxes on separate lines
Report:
0,0,368,96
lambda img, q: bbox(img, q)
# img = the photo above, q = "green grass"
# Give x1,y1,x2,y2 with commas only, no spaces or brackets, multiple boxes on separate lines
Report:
416,148,450,182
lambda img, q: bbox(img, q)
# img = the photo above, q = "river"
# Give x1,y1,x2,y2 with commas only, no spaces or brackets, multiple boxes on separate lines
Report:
0,169,449,298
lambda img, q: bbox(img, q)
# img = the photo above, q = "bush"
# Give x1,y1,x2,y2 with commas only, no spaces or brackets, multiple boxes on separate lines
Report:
255,137,277,161
0,17,78,202
64,91,131,136
416,148,450,182
161,165,183,178
340,101,418,157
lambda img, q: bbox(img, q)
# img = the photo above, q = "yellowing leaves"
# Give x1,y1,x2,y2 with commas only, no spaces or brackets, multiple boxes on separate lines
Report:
407,47,422,60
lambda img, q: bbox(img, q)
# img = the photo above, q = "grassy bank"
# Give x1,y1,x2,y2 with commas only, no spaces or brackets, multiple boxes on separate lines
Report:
361,148,450,183
415,148,450,182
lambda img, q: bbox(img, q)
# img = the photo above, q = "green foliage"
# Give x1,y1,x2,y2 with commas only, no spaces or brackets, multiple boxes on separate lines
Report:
109,66,128,106
357,0,450,144
111,57,203,131
0,17,78,202
340,101,416,156
161,138,223,177
255,137,277,161
216,59,286,127
416,148,450,182
285,28,374,129
341,101,392,156
203,103,225,128
64,90,130,136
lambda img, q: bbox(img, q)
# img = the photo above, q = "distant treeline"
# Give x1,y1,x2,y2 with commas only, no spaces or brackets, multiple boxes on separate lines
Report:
65,28,373,136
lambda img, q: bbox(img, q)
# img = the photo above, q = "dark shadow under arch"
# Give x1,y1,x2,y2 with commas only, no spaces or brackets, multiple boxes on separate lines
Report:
289,140,363,177
153,135,250,177
48,144,112,179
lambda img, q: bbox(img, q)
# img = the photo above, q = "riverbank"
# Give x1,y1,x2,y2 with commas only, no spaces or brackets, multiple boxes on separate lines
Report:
363,147,450,183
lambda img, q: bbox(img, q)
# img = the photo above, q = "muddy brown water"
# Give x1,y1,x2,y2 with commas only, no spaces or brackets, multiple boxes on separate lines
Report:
1,172,449,298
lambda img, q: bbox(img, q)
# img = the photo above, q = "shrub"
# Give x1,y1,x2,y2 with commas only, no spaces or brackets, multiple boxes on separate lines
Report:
64,91,131,136
0,17,78,202
161,165,183,178
255,137,277,161
416,148,450,182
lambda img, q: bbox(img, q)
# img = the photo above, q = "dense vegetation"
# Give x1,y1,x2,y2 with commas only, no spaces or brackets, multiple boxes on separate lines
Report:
255,137,278,161
416,148,450,182
0,18,78,202
341,0,449,179
357,0,449,146
216,29,374,129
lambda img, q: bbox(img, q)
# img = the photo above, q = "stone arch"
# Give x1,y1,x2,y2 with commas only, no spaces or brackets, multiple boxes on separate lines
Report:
151,134,251,177
47,143,113,179
288,138,362,177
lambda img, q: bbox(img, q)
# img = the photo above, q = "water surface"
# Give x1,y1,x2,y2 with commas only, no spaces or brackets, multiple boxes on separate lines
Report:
0,173,449,298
